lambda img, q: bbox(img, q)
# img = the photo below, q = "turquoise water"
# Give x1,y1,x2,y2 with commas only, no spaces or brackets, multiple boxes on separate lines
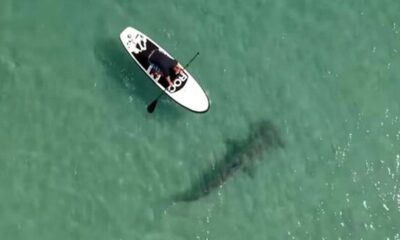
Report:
1,0,400,239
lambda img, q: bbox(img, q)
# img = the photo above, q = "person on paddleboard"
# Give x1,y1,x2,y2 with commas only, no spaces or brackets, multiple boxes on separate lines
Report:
148,49,184,87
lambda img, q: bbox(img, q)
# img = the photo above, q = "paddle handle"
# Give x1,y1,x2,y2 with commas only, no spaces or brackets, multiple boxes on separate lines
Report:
183,52,200,69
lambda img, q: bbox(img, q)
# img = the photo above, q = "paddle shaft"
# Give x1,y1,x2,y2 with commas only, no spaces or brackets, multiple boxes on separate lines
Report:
183,52,200,68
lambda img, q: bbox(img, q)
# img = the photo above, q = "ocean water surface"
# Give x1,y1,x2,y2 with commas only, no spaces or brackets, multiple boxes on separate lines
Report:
1,0,399,239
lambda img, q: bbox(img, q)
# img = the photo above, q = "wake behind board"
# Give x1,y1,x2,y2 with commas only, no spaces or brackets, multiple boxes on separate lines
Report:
120,27,210,113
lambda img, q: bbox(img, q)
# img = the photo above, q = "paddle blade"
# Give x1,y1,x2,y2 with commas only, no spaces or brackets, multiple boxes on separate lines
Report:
147,99,158,113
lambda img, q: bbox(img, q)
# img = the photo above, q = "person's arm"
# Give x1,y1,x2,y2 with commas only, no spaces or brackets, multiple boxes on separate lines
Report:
177,63,184,72
166,76,174,86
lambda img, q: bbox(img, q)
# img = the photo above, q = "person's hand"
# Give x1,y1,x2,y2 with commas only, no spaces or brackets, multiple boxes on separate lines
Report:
152,72,161,79
174,64,184,75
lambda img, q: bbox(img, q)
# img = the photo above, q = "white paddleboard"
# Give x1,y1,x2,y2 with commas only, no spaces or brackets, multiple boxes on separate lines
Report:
120,27,210,113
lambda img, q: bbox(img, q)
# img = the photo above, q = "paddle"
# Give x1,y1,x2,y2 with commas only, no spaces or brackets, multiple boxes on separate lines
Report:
147,52,200,113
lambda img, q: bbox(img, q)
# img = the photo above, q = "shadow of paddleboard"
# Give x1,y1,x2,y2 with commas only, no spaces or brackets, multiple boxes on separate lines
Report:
94,37,182,119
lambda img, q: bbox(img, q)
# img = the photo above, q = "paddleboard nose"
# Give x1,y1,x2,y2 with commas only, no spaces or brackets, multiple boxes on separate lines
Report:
191,93,210,113
170,76,210,113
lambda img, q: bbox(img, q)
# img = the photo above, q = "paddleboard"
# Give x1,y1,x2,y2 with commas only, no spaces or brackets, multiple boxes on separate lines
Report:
120,27,210,113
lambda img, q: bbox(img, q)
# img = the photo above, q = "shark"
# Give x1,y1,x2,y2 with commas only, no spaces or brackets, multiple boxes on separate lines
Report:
173,120,284,202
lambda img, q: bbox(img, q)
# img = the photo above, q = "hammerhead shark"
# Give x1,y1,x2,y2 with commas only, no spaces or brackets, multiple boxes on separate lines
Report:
173,120,284,202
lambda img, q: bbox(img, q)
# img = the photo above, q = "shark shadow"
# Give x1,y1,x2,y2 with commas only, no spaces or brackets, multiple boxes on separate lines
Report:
173,120,284,202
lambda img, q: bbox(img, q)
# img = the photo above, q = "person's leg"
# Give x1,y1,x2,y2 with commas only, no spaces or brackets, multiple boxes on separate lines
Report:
166,76,174,86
